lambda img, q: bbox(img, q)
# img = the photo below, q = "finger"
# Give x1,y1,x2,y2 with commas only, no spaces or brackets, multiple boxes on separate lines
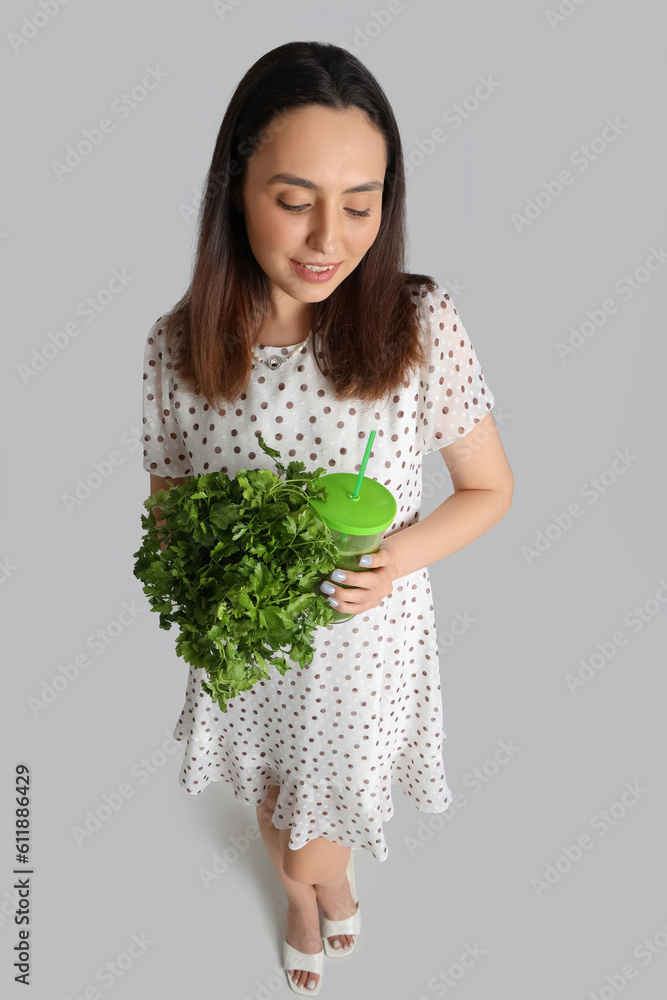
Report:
356,545,393,569
325,580,371,606
328,568,372,588
356,552,376,568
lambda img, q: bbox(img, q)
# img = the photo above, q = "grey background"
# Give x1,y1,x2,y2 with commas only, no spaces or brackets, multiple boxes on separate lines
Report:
2,0,666,997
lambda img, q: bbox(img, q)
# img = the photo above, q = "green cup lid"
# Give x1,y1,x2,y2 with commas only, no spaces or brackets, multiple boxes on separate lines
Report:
308,473,397,534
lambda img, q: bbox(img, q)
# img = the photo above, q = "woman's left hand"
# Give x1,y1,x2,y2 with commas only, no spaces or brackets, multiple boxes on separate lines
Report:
319,541,400,615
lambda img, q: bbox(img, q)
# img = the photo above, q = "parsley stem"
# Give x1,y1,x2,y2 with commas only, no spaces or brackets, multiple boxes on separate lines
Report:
266,479,308,498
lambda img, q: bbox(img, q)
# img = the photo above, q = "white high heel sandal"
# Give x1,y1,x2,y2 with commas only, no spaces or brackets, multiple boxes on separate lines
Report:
320,851,361,959
283,937,324,996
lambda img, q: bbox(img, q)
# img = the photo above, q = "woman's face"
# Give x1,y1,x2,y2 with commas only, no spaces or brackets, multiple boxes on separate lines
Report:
236,104,387,313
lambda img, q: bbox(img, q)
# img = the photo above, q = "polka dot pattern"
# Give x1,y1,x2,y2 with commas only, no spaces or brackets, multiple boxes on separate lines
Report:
141,280,496,862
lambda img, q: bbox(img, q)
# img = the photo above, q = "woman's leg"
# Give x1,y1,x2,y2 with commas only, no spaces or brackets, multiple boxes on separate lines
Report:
278,819,359,953
256,786,358,989
256,786,322,992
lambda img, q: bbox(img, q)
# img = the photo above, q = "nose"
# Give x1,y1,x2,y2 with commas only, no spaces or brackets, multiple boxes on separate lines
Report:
306,203,339,257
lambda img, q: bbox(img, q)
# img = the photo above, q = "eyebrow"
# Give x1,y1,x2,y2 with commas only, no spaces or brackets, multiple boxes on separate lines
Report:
266,172,384,194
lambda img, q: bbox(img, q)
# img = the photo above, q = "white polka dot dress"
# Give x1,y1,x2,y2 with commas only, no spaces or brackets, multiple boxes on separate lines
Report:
142,279,496,862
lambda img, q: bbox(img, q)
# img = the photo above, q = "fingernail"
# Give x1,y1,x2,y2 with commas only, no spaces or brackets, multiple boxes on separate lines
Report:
359,555,372,566
320,581,336,595
331,569,347,582
327,597,339,608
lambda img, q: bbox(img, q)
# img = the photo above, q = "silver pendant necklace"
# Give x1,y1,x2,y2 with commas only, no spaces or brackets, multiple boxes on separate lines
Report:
251,330,313,370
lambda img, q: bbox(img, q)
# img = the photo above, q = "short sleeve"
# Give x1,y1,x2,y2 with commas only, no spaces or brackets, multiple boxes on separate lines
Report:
142,317,193,477
418,283,496,455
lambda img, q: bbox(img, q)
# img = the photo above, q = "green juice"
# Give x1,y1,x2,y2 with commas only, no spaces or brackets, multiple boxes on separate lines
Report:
307,471,397,625
325,529,385,623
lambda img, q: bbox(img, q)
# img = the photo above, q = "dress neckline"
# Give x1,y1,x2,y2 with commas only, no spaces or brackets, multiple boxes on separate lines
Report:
255,342,303,351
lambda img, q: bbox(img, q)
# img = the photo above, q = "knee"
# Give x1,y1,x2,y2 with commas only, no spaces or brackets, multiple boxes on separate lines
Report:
282,848,319,885
280,830,321,883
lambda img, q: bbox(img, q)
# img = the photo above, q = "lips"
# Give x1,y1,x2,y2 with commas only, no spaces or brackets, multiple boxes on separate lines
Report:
289,259,342,282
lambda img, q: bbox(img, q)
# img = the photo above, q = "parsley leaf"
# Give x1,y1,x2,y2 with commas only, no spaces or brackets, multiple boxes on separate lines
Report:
133,434,339,712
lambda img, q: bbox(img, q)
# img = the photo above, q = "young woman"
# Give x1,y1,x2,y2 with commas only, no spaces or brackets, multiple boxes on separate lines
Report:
142,40,513,995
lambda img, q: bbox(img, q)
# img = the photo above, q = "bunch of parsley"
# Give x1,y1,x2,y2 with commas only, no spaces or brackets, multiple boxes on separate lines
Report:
132,434,339,712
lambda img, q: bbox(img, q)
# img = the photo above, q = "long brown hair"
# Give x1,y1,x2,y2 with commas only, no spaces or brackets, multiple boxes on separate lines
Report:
163,40,438,409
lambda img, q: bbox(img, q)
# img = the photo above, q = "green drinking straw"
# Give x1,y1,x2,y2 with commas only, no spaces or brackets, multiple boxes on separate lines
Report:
350,429,376,500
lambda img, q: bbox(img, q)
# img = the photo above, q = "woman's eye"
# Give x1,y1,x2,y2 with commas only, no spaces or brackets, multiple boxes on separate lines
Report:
277,199,370,218
277,201,307,213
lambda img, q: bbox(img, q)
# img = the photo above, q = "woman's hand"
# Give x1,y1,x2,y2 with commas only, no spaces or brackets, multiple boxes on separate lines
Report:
319,541,400,615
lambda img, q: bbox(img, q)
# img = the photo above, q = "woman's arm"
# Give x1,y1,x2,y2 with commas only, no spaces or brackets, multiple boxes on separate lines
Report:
149,473,189,552
319,412,513,615
385,410,514,580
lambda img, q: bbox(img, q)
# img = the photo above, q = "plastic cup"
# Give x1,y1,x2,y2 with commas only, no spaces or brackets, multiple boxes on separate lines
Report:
308,472,397,623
